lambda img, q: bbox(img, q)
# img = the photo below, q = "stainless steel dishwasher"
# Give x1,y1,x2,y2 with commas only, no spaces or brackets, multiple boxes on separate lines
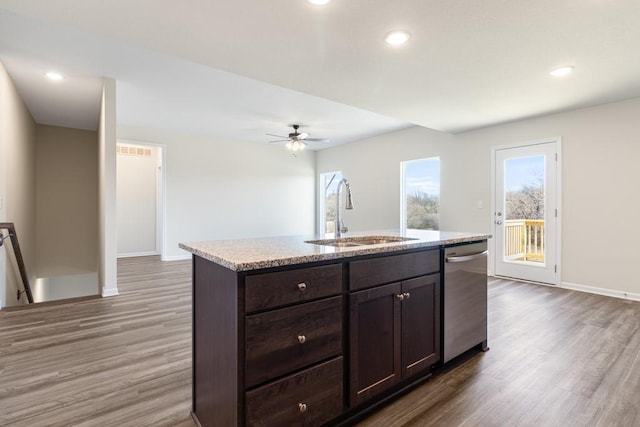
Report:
443,241,489,363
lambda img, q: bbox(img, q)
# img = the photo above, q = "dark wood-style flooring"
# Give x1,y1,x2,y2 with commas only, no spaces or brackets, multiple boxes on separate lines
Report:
1,256,640,426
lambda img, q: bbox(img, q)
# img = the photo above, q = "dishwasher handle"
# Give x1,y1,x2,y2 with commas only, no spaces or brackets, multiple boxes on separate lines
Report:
445,250,488,263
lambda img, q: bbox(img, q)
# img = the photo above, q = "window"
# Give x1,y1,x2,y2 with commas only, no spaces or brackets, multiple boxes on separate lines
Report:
401,157,440,231
319,171,343,237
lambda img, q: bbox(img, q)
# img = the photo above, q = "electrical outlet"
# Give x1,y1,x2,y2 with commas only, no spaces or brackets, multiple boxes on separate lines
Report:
0,196,3,210
476,200,484,209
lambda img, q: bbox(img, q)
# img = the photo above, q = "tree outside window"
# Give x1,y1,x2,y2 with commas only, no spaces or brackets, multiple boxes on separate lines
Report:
320,171,343,236
401,158,440,231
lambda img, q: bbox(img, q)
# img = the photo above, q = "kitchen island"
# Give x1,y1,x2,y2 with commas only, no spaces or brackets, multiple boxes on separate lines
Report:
180,230,490,427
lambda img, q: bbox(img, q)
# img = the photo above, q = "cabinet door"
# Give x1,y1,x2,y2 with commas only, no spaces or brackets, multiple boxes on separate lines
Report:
401,274,441,379
349,282,401,407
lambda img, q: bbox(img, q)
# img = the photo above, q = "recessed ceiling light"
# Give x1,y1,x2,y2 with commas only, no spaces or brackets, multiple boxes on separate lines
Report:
308,0,331,5
384,30,411,46
550,66,574,77
45,71,64,81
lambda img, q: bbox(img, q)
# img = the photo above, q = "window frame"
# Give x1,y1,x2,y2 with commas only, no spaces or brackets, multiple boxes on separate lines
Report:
318,171,343,237
400,157,441,232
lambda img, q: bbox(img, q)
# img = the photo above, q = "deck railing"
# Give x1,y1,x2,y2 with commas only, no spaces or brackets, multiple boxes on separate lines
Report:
504,219,544,262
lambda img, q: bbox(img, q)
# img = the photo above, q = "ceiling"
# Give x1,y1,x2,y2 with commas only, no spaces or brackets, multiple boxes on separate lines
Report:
1,1,640,149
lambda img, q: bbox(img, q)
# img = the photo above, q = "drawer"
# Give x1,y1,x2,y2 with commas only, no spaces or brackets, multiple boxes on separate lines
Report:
246,357,343,427
350,249,440,291
246,296,342,388
245,264,343,313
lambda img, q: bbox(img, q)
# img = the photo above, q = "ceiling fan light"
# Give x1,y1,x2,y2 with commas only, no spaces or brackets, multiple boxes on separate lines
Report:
285,140,307,152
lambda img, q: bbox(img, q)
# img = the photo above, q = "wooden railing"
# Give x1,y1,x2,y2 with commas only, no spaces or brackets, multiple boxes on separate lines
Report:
504,219,544,262
0,223,34,303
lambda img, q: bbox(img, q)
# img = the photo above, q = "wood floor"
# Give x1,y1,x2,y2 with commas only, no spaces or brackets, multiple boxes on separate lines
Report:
0,257,194,427
359,279,640,427
2,257,640,426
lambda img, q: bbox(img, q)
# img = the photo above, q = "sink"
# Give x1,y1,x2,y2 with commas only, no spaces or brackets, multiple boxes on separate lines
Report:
305,235,418,247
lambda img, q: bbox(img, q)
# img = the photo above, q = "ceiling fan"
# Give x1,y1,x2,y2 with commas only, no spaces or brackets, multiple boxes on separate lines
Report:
267,124,329,152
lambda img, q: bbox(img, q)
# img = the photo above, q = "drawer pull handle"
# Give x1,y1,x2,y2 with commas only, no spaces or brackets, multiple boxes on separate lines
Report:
396,293,405,301
298,403,308,413
403,292,411,299
298,335,307,344
297,282,307,291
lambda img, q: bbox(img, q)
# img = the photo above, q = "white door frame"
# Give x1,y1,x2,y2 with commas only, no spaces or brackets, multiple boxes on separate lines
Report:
116,139,167,260
490,137,562,285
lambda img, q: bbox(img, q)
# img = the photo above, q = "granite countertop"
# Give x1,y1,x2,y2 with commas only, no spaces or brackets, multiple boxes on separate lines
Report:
179,230,491,272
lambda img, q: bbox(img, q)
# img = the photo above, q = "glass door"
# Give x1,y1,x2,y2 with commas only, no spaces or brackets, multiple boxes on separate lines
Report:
494,141,558,284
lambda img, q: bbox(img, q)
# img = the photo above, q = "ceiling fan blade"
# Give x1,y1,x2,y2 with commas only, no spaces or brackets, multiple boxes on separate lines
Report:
268,139,289,143
305,138,330,142
297,132,309,139
266,133,287,138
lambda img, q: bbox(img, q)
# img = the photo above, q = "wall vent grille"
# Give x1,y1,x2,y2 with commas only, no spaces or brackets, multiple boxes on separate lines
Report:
117,145,152,157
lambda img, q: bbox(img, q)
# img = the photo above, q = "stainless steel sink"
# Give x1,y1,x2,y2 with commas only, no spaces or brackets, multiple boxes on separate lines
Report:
305,235,418,247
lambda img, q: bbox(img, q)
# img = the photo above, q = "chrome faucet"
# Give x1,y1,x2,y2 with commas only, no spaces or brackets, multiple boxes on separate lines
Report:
335,178,354,238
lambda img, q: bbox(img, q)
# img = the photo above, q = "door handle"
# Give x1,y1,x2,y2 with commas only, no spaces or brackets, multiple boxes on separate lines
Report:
445,250,488,263
496,220,503,225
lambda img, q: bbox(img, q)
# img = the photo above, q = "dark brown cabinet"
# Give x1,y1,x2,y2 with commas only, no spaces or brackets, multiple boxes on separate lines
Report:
245,296,342,388
192,259,344,427
401,274,440,378
192,246,447,427
246,357,343,427
349,282,402,405
349,252,441,407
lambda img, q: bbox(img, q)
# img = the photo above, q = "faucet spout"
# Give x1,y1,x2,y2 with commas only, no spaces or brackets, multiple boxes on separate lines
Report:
335,178,354,238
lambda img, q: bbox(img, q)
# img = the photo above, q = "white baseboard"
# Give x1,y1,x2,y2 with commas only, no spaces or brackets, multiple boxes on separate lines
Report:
102,287,120,297
492,274,640,302
117,251,160,258
559,281,640,302
162,254,191,261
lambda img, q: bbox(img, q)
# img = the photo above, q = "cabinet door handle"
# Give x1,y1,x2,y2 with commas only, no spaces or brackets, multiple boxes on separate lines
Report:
403,292,410,299
297,282,307,291
298,403,308,413
396,293,405,301
298,335,307,344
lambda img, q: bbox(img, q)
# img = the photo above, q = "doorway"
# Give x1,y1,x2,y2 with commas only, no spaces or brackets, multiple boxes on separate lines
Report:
116,141,165,258
493,139,560,284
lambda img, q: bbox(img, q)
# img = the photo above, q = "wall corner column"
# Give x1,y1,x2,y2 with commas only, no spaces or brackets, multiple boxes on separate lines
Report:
98,78,118,297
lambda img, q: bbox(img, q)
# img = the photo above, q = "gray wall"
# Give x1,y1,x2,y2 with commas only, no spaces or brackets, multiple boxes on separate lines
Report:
35,124,98,278
318,97,640,297
0,61,37,308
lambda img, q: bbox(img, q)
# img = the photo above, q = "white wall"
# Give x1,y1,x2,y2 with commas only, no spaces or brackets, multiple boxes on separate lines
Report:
32,273,98,303
116,144,159,256
36,124,98,277
98,79,118,296
118,126,316,260
0,61,37,308
317,126,456,232
317,97,640,297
